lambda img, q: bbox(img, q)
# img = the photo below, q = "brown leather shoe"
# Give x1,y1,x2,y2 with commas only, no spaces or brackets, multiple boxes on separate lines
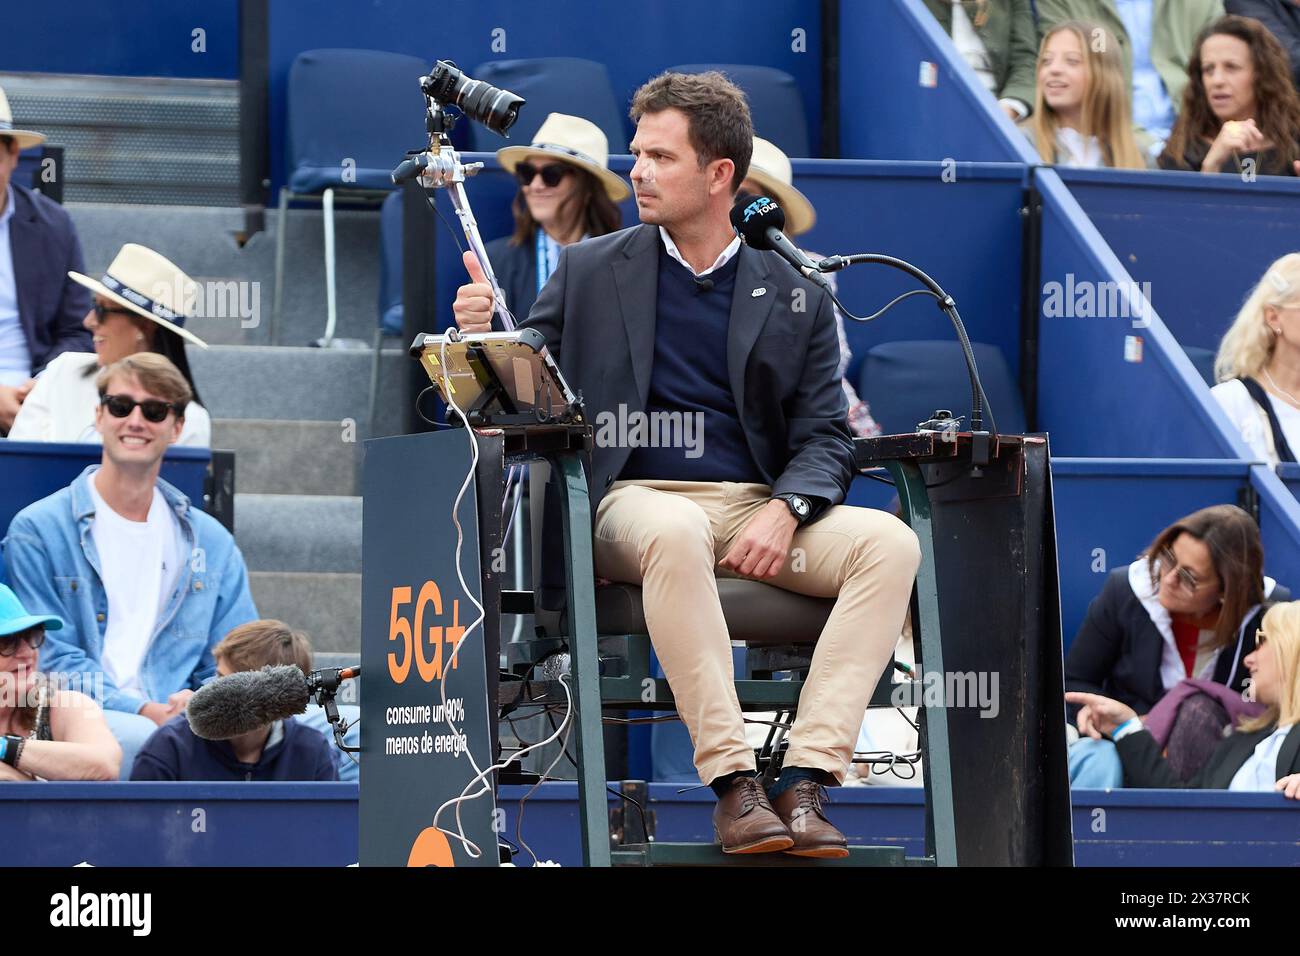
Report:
712,775,794,854
770,780,849,858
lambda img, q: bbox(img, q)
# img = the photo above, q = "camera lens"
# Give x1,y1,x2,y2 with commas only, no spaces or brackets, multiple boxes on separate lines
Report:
425,60,524,137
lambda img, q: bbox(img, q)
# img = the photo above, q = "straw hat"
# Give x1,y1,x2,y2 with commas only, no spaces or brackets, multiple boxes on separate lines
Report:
744,137,816,237
497,113,630,202
68,244,209,349
0,86,46,150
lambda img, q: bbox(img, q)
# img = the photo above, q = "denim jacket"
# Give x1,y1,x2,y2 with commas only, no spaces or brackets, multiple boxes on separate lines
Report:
2,465,258,714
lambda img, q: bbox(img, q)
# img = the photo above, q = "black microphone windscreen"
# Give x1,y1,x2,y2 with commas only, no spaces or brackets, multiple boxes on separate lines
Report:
186,665,311,740
693,276,714,293
730,195,786,250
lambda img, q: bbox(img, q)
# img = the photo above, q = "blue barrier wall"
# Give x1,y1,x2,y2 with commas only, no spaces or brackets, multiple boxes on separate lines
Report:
0,443,210,584
1,2,239,78
431,157,1028,394
1035,171,1254,460
1058,168,1300,354
268,0,822,198
7,784,1296,866
838,0,1039,164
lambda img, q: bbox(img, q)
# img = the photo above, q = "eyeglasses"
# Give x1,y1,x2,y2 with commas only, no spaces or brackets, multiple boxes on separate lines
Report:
100,393,182,423
515,162,572,188
0,628,45,657
92,303,135,323
1157,547,1208,594
1256,628,1270,647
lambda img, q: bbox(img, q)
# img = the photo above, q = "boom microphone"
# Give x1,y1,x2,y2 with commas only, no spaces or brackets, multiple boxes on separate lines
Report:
186,665,312,740
729,195,832,292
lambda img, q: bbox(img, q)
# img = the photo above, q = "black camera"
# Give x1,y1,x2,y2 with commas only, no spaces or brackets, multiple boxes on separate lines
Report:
421,60,524,137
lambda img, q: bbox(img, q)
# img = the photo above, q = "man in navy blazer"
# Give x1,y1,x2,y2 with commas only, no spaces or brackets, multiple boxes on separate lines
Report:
0,109,93,433
453,71,921,857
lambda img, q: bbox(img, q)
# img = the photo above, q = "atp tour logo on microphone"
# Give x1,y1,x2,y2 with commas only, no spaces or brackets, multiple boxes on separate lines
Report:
741,196,779,223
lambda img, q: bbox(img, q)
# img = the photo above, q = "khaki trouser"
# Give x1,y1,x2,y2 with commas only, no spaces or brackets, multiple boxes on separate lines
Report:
593,479,921,786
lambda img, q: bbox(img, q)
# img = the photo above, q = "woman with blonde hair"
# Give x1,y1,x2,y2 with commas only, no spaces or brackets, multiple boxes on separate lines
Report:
1025,20,1146,169
1068,600,1300,796
1211,252,1300,464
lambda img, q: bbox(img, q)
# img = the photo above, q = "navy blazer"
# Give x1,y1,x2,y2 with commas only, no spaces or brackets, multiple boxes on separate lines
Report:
523,223,854,522
8,184,92,373
1066,565,1289,721
485,232,541,328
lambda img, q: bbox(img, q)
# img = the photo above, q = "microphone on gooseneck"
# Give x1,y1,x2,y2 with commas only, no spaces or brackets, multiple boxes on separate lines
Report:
693,276,715,294
729,195,832,292
186,665,312,740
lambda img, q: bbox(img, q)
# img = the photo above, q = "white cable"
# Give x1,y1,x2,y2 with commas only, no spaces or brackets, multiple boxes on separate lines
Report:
516,673,573,866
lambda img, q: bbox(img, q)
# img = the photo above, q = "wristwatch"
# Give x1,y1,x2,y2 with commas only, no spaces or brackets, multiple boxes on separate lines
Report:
771,493,811,524
0,734,24,768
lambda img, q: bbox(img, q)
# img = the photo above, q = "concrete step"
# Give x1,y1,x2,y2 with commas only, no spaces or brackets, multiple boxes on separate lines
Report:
235,493,361,574
189,344,408,432
214,419,360,496
249,571,360,654
66,203,384,347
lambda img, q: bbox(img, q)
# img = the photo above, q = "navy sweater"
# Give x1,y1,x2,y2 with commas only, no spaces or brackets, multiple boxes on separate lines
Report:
131,713,339,781
620,249,763,483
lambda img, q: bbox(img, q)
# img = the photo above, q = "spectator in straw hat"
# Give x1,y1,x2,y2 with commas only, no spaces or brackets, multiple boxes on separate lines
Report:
0,84,92,434
736,137,881,438
485,112,628,324
10,243,211,445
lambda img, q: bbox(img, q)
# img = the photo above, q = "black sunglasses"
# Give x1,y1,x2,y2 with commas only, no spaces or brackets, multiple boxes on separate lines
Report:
100,393,182,423
0,628,46,657
92,302,136,322
515,162,573,188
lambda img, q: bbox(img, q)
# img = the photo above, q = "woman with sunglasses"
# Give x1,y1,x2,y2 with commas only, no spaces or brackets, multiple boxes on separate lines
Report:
7,243,210,445
1067,601,1300,797
1065,504,1289,786
0,585,121,782
483,113,627,325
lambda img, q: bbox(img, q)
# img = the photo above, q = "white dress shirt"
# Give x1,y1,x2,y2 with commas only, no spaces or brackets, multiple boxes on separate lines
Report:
1228,724,1295,792
658,227,742,277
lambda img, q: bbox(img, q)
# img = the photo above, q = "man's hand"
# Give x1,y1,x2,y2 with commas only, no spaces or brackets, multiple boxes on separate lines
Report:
718,500,798,579
1065,691,1137,740
451,250,495,334
139,701,173,727
0,379,34,432
165,689,194,717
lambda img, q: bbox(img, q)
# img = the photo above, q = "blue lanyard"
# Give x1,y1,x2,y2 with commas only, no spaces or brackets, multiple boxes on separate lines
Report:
535,229,552,295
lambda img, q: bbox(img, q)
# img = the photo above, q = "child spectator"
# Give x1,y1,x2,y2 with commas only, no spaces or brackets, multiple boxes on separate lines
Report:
131,620,339,781
1026,21,1148,167
1037,0,1224,158
1212,253,1300,463
1159,15,1300,175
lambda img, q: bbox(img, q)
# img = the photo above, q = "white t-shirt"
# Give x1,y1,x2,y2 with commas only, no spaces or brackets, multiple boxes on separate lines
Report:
89,473,182,698
7,352,211,446
1211,378,1300,465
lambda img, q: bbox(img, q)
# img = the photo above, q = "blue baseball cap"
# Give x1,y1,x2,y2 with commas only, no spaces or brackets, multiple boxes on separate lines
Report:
0,584,64,638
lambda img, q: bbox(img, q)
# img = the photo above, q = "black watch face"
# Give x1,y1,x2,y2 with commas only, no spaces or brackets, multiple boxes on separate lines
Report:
792,496,810,517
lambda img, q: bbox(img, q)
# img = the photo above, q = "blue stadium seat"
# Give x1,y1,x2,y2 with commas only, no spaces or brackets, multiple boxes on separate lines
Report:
667,63,810,158
858,340,1027,435
467,57,626,154
273,48,430,344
